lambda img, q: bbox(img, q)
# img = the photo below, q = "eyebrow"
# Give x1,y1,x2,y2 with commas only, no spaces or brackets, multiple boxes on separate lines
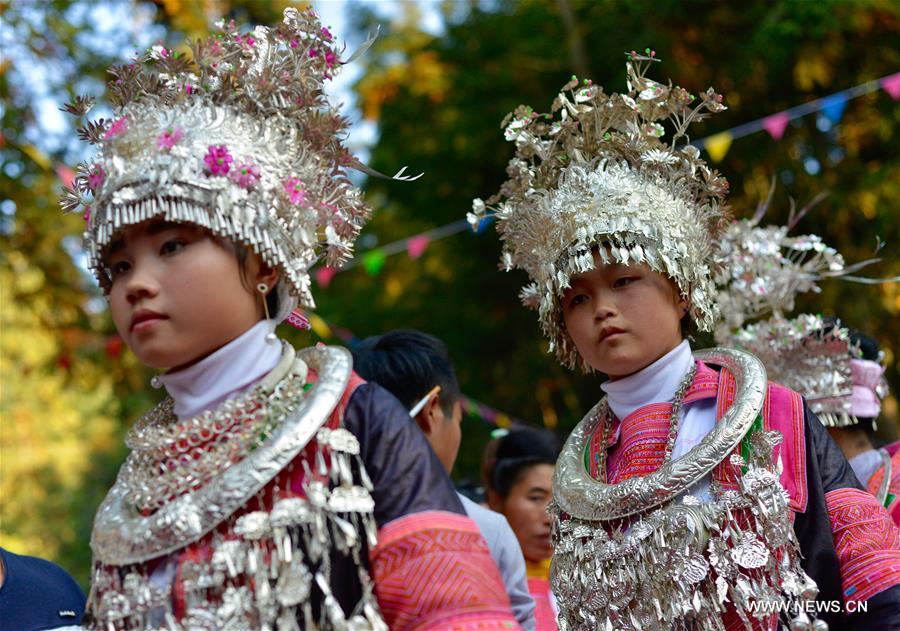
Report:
106,220,187,255
527,486,551,495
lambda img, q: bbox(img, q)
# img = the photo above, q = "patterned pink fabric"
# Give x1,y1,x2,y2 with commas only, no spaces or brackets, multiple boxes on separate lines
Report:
825,487,900,604
593,361,719,483
866,441,900,526
713,371,808,512
526,576,558,631
370,511,520,630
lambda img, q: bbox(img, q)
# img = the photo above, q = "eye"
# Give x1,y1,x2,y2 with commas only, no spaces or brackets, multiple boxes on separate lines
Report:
567,293,588,308
613,276,637,288
160,239,186,255
109,260,131,278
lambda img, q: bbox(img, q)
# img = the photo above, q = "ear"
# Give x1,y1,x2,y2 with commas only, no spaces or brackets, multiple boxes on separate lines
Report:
486,488,503,512
414,395,441,436
673,283,689,316
255,261,280,295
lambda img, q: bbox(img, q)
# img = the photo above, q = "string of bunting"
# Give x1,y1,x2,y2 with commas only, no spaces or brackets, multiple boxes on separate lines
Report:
299,312,525,429
307,70,900,283
38,72,898,287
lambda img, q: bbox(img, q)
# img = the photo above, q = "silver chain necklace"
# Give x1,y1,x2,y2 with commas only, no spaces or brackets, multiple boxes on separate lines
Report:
550,348,825,631
594,362,698,482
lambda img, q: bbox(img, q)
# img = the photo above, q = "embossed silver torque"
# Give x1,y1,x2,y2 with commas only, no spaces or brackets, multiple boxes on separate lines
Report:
552,347,767,521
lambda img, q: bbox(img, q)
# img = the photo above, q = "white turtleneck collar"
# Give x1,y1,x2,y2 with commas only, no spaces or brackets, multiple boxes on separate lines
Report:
601,340,694,422
158,320,282,419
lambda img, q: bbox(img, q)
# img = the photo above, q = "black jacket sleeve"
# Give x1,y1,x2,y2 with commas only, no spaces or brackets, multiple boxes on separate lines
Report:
343,381,465,528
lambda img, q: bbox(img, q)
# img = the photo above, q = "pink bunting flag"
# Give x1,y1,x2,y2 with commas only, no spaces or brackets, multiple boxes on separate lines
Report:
407,234,431,260
315,266,337,288
762,112,790,140
56,165,75,188
882,73,900,100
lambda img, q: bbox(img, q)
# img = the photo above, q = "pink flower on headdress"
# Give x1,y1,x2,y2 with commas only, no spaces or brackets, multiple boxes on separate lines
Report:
321,26,333,41
309,48,318,58
104,117,128,140
204,145,233,176
88,164,104,191
229,159,260,189
324,50,338,69
156,127,184,150
283,177,306,205
235,34,255,50
83,205,91,222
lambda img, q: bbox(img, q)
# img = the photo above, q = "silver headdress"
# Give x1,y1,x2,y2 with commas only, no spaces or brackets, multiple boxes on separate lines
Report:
61,8,404,316
469,51,730,369
714,193,891,426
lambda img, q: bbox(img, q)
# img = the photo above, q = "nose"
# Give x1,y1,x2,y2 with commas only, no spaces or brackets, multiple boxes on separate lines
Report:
124,261,160,305
593,288,616,321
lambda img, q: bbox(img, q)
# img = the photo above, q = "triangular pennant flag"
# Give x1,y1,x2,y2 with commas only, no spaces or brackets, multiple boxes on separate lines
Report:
56,165,75,188
21,143,51,170
315,266,337,288
762,112,790,140
333,326,355,344
362,249,386,276
407,234,431,260
308,313,332,339
821,93,847,123
704,131,733,163
476,215,496,234
882,73,900,100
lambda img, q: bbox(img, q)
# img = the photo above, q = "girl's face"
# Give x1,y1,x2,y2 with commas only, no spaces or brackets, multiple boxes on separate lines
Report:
495,463,554,563
106,220,272,371
562,251,686,379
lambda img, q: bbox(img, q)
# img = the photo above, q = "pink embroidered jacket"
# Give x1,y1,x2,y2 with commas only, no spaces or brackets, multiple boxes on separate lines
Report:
585,361,900,630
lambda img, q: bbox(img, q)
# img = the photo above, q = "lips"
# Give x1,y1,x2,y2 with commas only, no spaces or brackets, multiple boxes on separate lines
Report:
598,326,626,343
130,309,168,332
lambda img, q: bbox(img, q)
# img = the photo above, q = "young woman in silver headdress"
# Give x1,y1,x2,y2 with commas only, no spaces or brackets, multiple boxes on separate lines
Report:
62,9,519,630
713,213,899,528
470,52,900,630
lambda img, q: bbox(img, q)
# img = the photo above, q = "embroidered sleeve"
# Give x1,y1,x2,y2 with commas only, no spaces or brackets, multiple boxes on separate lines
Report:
804,404,900,606
369,511,520,630
825,487,900,604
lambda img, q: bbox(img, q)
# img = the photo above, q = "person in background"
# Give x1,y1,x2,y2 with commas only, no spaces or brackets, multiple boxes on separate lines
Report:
486,429,561,631
353,329,537,630
0,547,85,630
818,324,898,523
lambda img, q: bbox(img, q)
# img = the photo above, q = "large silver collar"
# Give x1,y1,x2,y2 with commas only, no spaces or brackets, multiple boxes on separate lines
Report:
91,344,352,565
553,347,767,521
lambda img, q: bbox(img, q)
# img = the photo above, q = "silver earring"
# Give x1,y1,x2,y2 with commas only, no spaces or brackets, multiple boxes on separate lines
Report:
150,375,162,389
257,283,277,342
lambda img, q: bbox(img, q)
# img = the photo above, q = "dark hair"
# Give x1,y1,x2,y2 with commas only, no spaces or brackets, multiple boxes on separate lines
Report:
352,329,461,416
232,241,279,316
490,429,560,498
